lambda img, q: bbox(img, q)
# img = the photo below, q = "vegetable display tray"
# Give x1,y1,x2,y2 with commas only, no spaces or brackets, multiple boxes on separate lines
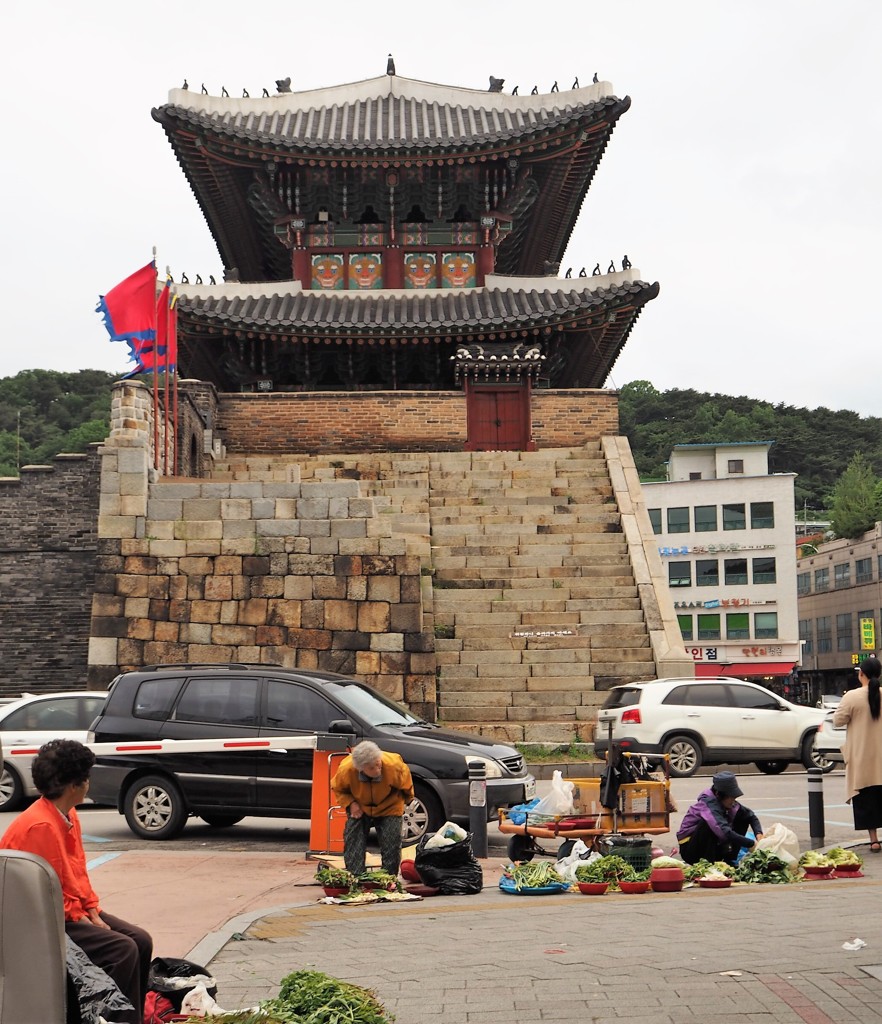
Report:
498,880,570,896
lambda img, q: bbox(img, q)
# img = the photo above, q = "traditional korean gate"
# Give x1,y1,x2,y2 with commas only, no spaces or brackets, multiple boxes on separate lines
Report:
465,384,533,451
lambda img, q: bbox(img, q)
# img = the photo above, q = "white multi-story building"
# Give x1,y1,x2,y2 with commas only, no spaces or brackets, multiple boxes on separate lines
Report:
642,442,799,688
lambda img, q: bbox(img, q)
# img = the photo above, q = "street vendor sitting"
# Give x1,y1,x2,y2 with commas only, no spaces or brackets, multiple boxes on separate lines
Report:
676,771,764,866
332,741,414,876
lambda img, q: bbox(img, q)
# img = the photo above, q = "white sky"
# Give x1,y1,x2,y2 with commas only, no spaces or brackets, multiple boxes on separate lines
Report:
2,1,879,414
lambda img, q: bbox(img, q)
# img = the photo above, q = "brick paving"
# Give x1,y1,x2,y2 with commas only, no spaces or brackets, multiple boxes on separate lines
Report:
188,856,882,1024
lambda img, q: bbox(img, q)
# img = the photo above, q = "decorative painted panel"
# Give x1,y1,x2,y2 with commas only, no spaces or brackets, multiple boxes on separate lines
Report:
307,224,335,247
402,224,428,245
356,225,385,246
451,224,479,245
311,254,345,290
348,253,384,290
404,252,437,289
441,252,477,288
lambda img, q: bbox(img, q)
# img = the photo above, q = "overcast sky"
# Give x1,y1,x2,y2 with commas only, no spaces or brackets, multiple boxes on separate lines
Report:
2,2,879,415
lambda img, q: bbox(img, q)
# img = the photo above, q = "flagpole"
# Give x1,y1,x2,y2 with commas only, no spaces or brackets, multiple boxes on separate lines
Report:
163,270,171,476
152,249,160,472
172,291,179,477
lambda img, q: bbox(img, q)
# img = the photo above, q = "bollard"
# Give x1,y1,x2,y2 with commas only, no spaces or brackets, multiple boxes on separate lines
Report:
468,760,488,858
807,767,825,849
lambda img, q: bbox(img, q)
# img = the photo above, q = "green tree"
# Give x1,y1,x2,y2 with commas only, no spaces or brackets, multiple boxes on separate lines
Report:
829,453,881,539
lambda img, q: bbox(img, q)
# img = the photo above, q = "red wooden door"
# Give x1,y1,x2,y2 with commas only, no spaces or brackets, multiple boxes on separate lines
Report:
465,386,531,451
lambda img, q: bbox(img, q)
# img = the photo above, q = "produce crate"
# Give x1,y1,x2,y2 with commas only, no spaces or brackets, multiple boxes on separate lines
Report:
596,835,652,871
571,778,668,833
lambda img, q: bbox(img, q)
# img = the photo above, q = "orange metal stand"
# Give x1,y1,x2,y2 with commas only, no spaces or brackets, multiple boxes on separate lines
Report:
308,749,349,857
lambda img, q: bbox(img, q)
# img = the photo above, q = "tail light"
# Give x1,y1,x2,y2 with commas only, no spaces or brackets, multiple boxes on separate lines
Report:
621,708,641,725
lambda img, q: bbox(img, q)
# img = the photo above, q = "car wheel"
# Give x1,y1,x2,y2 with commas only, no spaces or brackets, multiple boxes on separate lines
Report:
124,775,188,840
199,814,244,829
507,834,536,863
802,735,835,774
0,764,24,812
401,783,444,845
663,736,703,777
754,760,789,775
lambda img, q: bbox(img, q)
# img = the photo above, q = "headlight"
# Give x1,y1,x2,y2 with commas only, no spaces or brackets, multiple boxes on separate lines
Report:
463,755,502,778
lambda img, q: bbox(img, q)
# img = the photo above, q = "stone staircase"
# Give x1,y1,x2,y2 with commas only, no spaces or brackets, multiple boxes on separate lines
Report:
428,445,656,744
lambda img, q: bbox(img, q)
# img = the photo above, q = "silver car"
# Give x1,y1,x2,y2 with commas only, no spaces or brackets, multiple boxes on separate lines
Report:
814,711,845,764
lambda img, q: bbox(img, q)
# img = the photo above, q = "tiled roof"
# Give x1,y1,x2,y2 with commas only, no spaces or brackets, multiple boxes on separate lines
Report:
174,276,658,338
155,76,627,154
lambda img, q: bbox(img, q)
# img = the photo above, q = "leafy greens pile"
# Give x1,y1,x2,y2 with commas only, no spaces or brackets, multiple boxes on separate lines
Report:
734,849,794,884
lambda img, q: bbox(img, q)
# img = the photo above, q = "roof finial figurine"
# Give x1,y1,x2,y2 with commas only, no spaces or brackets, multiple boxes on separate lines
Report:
607,260,616,273
262,87,270,98
209,275,217,285
201,83,208,95
565,267,572,278
622,255,632,270
488,76,505,93
593,72,599,84
512,85,519,95
592,263,601,276
530,85,538,95
386,54,396,76
578,267,587,278
242,88,249,98
181,272,189,283
182,79,188,90
572,77,579,89
543,260,560,275
221,86,229,98
550,80,559,92
195,274,203,285
276,77,292,94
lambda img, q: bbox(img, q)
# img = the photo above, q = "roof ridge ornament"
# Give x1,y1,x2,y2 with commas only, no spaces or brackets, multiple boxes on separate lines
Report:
276,77,292,94
488,76,505,93
386,54,396,76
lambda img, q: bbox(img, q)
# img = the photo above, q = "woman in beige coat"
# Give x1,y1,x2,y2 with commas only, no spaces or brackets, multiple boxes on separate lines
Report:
833,656,882,851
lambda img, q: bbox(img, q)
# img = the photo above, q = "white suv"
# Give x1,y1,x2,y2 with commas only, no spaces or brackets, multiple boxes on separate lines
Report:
594,676,833,778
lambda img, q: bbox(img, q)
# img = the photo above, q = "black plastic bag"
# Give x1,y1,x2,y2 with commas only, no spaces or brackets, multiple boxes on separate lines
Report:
65,935,134,1024
147,956,218,1012
415,833,483,895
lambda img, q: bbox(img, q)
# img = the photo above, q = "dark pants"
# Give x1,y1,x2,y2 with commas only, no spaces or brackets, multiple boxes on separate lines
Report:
343,814,403,875
66,911,152,1024
679,808,753,866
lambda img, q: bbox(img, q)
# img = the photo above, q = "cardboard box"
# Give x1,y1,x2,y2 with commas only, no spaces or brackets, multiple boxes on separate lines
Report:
571,777,668,831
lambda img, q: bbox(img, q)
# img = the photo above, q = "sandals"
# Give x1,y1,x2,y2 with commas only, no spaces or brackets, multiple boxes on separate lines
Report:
869,842,881,853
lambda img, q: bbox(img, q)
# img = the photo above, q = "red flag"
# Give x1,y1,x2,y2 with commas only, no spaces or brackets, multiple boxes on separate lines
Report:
96,262,157,343
155,283,178,369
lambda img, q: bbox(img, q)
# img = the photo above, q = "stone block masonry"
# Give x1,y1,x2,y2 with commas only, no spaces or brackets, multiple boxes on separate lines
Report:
0,452,101,692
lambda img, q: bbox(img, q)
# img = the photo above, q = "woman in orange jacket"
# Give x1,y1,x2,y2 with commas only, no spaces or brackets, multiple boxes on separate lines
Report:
332,741,414,875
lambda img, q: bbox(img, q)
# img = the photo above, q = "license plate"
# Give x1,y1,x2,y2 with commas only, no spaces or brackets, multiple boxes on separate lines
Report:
524,776,537,800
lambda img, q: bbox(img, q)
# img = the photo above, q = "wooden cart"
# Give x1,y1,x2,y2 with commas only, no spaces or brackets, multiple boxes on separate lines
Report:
499,752,673,862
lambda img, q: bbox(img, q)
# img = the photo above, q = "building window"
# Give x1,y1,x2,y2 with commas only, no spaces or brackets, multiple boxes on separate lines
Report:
667,507,690,534
668,561,692,588
694,505,717,532
856,558,873,584
834,563,851,589
677,614,693,641
726,612,750,639
689,472,702,480
695,559,719,587
836,613,853,651
724,558,748,585
816,616,832,653
797,572,810,596
814,567,829,592
722,503,746,531
697,613,721,640
799,618,813,656
750,501,775,529
752,557,777,584
755,612,778,639
728,459,744,474
878,554,882,579
648,508,662,535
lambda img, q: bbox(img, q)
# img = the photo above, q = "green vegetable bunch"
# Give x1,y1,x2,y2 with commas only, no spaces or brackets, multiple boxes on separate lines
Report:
357,870,402,892
201,969,392,1023
682,860,735,882
798,851,834,868
574,855,631,887
734,849,794,884
505,861,565,890
314,867,357,890
827,847,863,868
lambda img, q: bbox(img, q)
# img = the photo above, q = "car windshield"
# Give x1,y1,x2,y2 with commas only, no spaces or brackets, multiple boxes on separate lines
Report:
325,681,422,727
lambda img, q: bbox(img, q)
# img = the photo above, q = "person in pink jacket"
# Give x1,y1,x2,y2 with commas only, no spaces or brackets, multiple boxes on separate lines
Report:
834,656,882,851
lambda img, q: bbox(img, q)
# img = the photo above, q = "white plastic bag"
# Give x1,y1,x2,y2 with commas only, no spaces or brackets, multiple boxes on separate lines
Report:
180,982,227,1018
423,820,469,850
754,821,800,865
532,770,575,816
555,839,596,883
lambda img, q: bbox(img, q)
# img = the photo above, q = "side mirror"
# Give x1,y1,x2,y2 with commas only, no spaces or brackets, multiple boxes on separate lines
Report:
329,719,356,735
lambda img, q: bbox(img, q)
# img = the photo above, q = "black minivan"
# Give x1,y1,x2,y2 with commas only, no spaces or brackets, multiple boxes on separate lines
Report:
88,664,535,842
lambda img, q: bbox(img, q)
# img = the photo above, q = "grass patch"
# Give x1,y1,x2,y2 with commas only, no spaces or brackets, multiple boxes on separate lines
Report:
517,741,599,764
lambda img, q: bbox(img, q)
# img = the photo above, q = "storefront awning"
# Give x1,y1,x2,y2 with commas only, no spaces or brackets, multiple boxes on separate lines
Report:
695,662,797,678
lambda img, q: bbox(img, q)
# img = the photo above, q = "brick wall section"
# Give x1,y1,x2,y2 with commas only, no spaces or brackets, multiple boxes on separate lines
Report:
215,389,619,454
0,452,101,692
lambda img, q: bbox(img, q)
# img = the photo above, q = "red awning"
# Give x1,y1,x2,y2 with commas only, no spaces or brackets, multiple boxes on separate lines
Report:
694,662,796,678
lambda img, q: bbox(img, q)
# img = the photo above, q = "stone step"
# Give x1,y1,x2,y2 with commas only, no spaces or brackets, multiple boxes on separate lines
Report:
439,674,594,692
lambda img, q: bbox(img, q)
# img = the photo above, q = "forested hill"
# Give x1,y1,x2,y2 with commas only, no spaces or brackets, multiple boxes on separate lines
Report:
619,380,881,510
0,370,875,510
